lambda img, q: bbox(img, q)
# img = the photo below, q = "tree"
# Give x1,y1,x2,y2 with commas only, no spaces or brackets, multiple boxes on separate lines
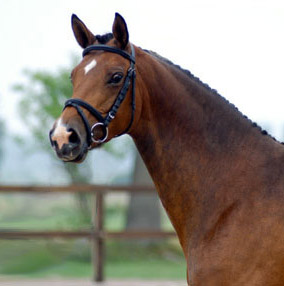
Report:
13,60,162,232
13,59,93,219
13,64,74,150
126,151,161,239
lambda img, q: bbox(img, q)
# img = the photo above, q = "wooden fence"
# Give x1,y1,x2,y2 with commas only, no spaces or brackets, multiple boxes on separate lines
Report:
0,185,176,282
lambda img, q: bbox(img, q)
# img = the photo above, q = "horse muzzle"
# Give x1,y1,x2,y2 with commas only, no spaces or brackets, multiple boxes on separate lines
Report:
49,123,88,163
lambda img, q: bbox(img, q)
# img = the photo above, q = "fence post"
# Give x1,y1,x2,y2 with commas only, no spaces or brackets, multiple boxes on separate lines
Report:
92,191,105,282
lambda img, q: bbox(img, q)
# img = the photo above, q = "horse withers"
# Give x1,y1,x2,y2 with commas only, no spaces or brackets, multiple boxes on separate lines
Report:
49,13,284,285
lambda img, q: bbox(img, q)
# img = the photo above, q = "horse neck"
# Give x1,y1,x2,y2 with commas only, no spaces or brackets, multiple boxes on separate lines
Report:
130,47,281,248
131,48,273,180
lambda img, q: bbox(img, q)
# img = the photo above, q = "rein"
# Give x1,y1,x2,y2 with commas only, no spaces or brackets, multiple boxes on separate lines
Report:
64,44,136,147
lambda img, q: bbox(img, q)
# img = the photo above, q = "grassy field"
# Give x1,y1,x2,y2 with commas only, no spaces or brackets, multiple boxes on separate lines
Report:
0,193,186,280
0,240,186,279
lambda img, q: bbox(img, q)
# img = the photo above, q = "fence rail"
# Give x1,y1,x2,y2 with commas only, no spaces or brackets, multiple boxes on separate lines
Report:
0,184,177,282
0,184,157,193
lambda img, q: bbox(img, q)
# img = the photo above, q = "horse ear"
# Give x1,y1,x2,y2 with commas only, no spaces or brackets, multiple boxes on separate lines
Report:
71,14,96,48
112,13,129,49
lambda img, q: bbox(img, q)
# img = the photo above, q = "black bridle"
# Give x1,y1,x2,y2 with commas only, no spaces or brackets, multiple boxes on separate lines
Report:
64,44,136,147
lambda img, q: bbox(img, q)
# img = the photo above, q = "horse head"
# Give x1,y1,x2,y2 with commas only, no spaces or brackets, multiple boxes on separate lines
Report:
49,13,136,162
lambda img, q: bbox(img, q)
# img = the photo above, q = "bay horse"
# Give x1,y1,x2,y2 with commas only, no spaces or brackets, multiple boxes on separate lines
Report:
49,13,284,285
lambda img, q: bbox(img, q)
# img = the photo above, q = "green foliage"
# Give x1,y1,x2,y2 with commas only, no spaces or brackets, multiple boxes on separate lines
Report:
0,241,62,274
13,60,77,148
12,57,131,160
12,60,95,221
12,60,89,168
0,193,185,280
11,57,137,230
0,240,185,279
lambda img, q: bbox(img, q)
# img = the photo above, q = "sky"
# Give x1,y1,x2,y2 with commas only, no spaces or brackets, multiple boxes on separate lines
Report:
1,0,284,139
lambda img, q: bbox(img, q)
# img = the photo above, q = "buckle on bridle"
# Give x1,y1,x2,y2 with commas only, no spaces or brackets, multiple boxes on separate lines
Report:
91,122,108,144
128,67,136,75
108,111,116,119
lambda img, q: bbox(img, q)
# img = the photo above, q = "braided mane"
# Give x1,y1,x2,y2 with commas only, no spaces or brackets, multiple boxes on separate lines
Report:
93,33,276,142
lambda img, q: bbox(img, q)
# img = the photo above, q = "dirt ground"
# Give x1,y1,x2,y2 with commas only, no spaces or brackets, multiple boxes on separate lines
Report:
0,278,187,286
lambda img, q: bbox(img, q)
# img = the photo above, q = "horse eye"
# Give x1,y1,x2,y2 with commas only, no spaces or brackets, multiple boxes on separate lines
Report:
109,73,123,84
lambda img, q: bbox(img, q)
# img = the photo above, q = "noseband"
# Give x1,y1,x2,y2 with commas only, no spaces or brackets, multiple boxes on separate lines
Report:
63,44,136,147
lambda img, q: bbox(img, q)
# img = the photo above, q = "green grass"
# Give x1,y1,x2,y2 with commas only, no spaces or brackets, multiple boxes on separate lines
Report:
105,241,186,279
27,261,92,278
0,194,185,280
0,240,186,279
106,260,186,279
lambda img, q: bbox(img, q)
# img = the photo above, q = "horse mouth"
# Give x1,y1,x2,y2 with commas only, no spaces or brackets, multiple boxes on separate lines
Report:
67,151,87,163
61,143,88,163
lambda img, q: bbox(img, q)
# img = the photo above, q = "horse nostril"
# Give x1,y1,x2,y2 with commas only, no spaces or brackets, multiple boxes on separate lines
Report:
68,129,81,145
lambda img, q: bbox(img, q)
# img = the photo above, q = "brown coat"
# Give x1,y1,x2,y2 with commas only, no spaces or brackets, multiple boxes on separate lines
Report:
50,13,284,285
